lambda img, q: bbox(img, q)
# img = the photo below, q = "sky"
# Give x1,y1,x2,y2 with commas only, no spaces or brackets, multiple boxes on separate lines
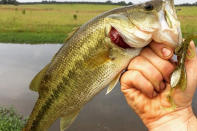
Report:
17,0,197,4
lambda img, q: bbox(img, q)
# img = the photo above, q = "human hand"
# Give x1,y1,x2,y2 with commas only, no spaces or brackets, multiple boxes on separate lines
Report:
120,41,197,131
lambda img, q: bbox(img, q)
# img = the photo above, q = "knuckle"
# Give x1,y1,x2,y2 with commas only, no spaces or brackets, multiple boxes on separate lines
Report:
139,78,154,97
131,70,141,80
120,72,128,85
120,70,140,84
161,61,175,75
145,82,154,94
128,56,145,69
141,47,152,55
152,71,163,82
121,85,127,93
131,56,143,63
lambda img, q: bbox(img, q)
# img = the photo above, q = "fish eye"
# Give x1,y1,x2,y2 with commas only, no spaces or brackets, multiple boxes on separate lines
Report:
144,4,154,11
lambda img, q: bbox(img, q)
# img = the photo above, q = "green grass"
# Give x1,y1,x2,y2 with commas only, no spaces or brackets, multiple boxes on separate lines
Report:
0,106,27,131
0,4,196,44
0,32,68,43
0,4,119,44
176,6,197,44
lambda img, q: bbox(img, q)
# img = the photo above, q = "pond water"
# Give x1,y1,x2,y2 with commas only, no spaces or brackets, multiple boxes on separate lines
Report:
0,43,196,131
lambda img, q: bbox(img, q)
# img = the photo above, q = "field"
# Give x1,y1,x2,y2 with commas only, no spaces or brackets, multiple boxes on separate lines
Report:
0,4,196,44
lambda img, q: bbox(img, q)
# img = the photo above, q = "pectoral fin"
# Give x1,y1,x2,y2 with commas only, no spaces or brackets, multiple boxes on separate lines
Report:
30,64,49,92
106,73,121,95
60,110,80,131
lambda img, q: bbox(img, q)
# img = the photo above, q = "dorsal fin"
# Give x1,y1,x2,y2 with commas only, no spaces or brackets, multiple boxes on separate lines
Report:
64,26,80,43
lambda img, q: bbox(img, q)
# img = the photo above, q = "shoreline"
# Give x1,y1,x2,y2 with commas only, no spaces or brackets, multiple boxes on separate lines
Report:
0,32,67,44
0,32,196,45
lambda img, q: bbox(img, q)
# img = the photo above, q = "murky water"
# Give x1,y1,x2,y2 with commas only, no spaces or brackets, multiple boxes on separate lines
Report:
0,43,196,131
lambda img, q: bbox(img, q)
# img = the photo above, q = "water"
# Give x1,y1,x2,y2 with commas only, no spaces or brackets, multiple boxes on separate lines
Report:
0,43,196,131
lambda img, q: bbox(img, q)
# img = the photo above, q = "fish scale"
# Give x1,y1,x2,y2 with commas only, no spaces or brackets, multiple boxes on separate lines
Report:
25,20,115,131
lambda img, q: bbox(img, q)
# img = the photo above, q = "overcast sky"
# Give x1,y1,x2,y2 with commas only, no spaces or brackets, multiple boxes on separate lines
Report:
17,0,197,4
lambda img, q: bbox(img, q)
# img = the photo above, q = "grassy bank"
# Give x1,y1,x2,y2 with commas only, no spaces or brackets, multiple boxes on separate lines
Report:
0,4,118,44
0,106,26,131
0,4,196,44
0,32,68,43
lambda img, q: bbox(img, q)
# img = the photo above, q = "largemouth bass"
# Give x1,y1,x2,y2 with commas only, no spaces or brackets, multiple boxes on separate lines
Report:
23,0,182,131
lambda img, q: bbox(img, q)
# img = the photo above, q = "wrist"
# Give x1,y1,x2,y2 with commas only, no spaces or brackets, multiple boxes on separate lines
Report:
146,106,197,131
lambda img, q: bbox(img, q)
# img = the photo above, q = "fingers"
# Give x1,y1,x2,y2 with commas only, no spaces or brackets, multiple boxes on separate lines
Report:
121,41,175,98
121,70,157,98
149,41,174,60
121,42,175,98
128,56,164,92
141,47,175,82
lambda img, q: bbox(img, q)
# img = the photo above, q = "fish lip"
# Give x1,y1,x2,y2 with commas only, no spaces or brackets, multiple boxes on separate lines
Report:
147,0,182,48
165,0,182,45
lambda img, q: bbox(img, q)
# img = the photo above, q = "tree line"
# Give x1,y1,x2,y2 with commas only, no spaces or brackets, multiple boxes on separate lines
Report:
0,0,197,6
0,0,18,4
0,0,133,5
178,2,197,6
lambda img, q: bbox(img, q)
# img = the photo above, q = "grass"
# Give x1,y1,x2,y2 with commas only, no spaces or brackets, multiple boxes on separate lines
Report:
0,106,27,131
0,31,68,44
0,4,118,44
0,4,196,44
176,6,197,44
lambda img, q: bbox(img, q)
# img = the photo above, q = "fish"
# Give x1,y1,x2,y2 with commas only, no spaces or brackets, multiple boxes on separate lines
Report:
23,0,182,131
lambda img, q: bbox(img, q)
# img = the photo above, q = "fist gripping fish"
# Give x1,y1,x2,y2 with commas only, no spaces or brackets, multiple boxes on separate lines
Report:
23,0,182,130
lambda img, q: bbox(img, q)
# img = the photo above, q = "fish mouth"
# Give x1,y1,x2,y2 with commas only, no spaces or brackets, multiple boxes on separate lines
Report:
109,26,152,49
109,27,131,49
151,1,182,47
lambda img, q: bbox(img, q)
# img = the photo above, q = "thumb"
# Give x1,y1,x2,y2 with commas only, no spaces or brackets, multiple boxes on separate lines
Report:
149,41,173,60
185,41,196,64
185,41,197,75
172,41,196,107
185,41,197,94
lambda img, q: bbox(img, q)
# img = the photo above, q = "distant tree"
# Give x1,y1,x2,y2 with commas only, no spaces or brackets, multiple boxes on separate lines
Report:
128,2,133,5
42,0,48,3
117,1,126,6
106,0,112,4
1,0,6,4
1,0,17,4
51,0,56,3
179,2,192,6
10,0,17,4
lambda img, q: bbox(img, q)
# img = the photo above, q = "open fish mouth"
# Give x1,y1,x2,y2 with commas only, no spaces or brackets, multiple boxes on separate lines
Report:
107,0,182,49
108,11,181,50
109,27,131,49
109,25,153,49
